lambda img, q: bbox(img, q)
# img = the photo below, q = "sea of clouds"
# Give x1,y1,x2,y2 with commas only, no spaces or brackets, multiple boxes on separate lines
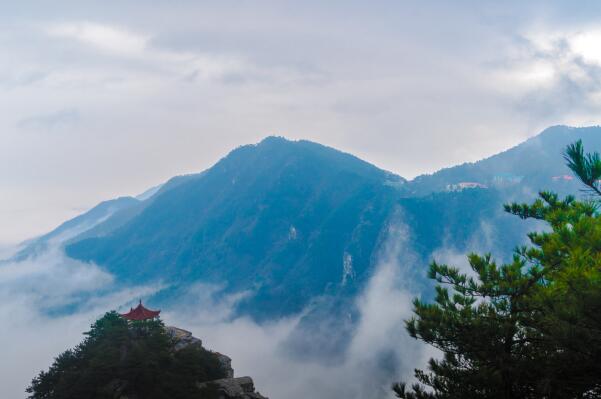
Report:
0,219,442,399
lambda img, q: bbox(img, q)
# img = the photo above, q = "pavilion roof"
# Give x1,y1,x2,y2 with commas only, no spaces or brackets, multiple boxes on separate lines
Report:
120,300,161,321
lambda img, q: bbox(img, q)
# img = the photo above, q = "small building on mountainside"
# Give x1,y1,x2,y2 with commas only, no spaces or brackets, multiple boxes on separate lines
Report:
552,175,574,182
492,173,523,186
445,182,488,192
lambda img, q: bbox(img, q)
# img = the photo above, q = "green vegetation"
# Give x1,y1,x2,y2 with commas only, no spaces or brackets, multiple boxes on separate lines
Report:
27,312,226,399
394,140,601,398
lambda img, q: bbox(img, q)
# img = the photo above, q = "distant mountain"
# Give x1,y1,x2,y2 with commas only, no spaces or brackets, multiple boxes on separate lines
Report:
12,196,140,261
409,125,601,196
16,126,600,326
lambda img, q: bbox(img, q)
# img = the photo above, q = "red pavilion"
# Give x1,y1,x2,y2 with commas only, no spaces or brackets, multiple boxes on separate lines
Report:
120,300,161,321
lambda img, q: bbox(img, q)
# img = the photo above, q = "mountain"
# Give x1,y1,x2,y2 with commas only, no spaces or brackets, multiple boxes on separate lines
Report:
65,137,406,318
17,126,601,323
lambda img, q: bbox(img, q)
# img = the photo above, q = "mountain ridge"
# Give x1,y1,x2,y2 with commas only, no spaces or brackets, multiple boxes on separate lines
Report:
12,126,601,322
64,135,403,318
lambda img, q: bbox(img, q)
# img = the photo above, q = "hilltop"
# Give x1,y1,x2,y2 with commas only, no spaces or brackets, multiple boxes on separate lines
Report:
27,311,268,399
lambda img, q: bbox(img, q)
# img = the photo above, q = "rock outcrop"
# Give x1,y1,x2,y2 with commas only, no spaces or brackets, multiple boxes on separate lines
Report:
166,326,266,398
197,377,268,399
166,326,203,350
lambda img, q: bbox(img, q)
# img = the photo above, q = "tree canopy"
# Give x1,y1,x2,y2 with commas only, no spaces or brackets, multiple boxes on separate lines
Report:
27,311,227,399
394,140,601,398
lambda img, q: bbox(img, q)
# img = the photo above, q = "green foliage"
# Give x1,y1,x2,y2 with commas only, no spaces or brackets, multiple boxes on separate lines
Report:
564,139,601,196
27,312,227,399
394,142,601,398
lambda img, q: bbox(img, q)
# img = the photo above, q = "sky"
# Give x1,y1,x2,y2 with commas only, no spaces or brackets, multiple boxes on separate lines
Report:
3,0,601,243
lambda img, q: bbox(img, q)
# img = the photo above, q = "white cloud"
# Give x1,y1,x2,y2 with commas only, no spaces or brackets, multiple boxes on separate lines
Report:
492,60,557,93
48,22,148,55
46,21,246,81
567,29,601,65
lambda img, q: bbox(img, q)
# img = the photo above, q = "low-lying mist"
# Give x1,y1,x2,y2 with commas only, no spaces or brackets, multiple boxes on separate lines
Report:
165,223,435,399
0,222,442,399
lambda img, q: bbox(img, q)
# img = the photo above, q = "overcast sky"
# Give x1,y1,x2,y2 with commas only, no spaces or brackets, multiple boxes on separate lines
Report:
2,0,601,244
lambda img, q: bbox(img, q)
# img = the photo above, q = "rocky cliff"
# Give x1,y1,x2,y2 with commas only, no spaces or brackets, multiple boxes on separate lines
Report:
166,326,268,399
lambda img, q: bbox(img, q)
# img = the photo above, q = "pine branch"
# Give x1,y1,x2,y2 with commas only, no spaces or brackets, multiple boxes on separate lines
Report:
564,140,601,197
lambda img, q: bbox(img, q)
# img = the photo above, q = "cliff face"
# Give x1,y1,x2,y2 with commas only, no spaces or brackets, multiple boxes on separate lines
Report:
166,326,268,399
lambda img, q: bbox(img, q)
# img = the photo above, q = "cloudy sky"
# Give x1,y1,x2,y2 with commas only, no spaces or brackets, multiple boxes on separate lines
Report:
2,0,601,244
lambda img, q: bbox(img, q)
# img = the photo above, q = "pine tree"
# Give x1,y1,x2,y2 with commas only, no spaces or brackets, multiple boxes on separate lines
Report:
393,142,601,398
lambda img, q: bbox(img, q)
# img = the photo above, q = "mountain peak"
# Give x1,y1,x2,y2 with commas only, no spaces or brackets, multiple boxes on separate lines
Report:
257,135,291,145
224,136,406,185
